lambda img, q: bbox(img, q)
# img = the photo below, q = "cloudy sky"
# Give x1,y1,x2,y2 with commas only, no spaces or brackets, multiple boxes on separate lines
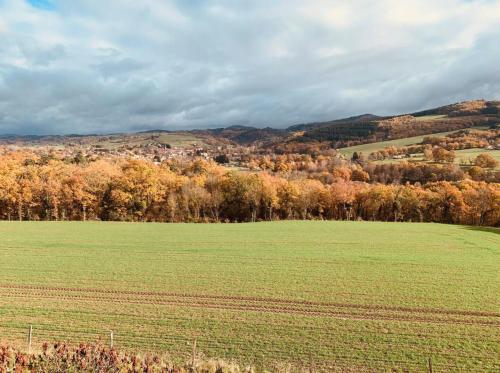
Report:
0,0,499,134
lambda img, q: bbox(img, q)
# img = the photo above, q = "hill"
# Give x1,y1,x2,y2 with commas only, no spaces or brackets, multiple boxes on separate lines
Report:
195,125,287,145
283,100,500,148
0,100,498,151
287,114,381,132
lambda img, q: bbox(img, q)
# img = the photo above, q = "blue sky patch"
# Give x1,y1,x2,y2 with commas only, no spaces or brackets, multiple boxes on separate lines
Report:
26,0,55,10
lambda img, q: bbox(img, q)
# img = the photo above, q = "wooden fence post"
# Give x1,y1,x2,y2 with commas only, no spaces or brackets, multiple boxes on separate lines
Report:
428,357,433,373
191,338,197,367
27,325,33,354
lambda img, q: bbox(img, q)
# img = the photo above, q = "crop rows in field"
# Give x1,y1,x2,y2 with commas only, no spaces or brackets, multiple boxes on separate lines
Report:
2,284,499,327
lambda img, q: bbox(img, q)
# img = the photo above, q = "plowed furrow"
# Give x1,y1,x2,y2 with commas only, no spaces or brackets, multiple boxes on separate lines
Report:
0,283,497,318
2,289,498,327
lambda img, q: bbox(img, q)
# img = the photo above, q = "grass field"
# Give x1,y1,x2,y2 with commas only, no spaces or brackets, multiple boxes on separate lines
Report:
414,115,448,121
338,130,458,158
455,148,500,165
371,148,500,169
0,222,498,371
95,132,207,150
338,128,500,169
157,133,206,147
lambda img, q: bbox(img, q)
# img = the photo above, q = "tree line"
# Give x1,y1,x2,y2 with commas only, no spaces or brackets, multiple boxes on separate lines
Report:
0,152,498,226
239,153,499,183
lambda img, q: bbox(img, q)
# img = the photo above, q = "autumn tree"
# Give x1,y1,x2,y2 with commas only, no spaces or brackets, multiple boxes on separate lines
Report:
0,150,497,226
432,147,455,163
474,153,499,169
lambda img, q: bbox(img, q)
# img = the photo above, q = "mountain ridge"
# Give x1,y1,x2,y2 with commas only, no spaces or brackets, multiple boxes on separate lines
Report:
1,100,498,149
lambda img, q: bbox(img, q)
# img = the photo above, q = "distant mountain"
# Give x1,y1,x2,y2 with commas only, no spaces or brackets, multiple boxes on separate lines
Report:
287,114,382,132
1,100,498,149
193,126,287,146
136,129,172,134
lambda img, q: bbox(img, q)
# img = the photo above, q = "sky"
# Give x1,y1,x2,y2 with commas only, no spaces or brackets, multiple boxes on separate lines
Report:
0,0,499,135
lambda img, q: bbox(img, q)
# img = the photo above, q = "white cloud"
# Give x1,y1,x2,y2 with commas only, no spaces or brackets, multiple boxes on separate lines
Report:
0,0,499,134
298,1,354,29
0,19,7,33
381,0,451,26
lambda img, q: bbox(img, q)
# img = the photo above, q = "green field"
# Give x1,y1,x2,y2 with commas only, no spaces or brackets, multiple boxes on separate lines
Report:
370,148,500,169
157,133,206,147
338,127,500,169
0,222,498,371
338,130,458,158
95,132,206,150
414,115,448,121
455,148,500,166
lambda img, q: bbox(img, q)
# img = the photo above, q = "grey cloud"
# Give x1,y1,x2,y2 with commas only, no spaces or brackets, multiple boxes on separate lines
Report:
92,58,147,79
20,43,65,66
0,0,499,135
